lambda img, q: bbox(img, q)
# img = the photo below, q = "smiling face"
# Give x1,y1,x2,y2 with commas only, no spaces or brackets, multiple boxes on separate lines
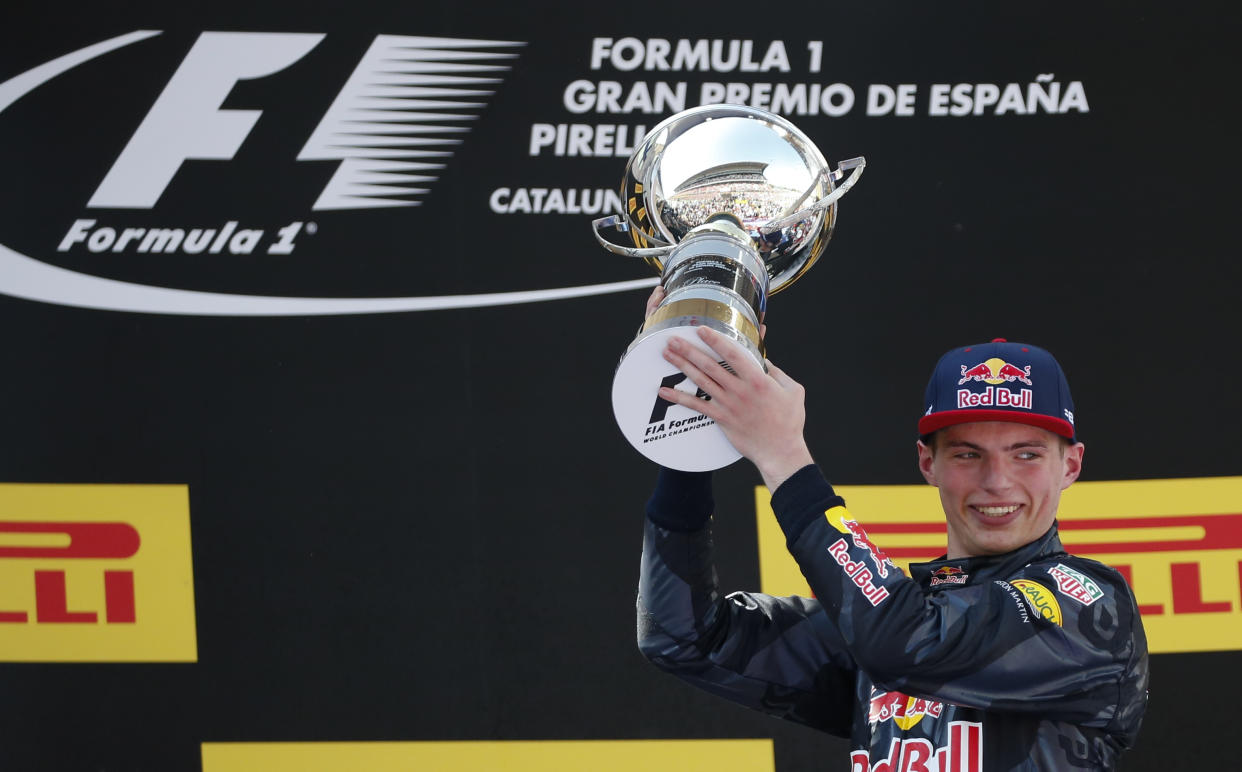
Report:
917,422,1085,559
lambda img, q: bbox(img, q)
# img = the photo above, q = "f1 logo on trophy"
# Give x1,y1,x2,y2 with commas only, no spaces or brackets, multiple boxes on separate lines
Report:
592,105,865,471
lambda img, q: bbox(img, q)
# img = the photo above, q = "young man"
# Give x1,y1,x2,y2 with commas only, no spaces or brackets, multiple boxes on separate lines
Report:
637,319,1149,771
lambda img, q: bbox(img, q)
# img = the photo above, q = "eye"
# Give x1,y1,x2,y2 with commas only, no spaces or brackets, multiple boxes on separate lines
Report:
953,451,980,460
1016,450,1043,460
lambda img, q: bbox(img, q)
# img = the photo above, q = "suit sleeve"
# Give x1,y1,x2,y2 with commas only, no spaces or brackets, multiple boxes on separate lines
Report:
771,464,1148,742
635,468,857,736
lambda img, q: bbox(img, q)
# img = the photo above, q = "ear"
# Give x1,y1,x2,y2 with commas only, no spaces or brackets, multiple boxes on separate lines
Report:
917,440,938,486
1061,442,1085,490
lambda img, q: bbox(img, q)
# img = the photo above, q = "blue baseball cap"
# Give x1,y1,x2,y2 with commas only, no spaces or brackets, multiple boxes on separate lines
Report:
918,339,1077,442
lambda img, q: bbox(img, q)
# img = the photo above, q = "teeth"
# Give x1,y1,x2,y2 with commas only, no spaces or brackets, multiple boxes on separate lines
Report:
976,505,1020,516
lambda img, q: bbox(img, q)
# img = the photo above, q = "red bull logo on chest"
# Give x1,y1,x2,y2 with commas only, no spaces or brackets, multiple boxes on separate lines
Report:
851,720,982,772
929,566,968,586
868,689,945,729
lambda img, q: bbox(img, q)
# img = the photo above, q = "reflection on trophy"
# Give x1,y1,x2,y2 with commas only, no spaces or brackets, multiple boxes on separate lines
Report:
593,105,865,471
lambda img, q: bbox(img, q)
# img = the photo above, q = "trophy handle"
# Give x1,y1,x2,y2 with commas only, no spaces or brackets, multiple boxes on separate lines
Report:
591,214,675,259
759,156,866,235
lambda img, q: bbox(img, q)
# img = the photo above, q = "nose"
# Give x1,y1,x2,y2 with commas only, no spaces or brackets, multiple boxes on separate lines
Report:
980,454,1013,493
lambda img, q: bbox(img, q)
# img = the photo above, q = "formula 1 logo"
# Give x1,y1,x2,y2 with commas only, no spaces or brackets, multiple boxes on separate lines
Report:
647,371,711,425
86,32,522,211
0,31,659,315
0,484,196,662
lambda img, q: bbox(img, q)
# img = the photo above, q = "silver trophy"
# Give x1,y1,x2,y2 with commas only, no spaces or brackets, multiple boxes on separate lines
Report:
593,104,865,471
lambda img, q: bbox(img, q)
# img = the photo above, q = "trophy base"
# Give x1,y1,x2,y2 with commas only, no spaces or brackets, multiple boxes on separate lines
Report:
612,325,762,472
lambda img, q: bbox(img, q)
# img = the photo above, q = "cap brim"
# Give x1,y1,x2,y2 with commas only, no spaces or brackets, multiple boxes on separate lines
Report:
918,409,1076,441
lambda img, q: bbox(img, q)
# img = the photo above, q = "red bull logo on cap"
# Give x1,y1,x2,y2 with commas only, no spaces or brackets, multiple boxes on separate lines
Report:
956,385,1033,410
958,358,1033,386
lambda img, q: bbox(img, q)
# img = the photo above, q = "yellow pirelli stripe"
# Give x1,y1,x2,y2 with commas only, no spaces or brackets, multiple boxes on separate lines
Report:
201,739,774,772
0,484,197,662
755,476,1242,654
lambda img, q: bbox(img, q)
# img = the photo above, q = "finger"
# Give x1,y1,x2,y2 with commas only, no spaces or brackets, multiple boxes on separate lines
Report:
765,360,792,385
663,339,726,398
695,326,765,380
759,322,767,342
665,333,745,395
765,361,803,393
656,384,722,420
656,344,728,418
644,285,665,319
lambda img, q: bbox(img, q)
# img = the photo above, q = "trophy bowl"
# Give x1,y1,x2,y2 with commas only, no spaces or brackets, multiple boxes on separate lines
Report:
594,105,864,471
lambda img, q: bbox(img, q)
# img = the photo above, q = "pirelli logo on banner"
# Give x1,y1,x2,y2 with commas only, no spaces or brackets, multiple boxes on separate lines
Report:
202,739,774,771
0,484,196,662
754,476,1242,655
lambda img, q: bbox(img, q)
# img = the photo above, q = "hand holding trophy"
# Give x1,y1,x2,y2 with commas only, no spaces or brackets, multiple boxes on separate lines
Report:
593,105,864,471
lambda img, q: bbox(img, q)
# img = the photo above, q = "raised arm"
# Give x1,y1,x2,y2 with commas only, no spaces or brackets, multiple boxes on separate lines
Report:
636,467,857,736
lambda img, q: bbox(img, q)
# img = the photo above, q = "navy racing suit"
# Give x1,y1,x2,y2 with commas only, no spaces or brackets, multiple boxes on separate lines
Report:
637,466,1149,771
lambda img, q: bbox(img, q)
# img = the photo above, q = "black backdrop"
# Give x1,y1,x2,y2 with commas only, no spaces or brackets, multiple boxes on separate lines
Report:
2,1,1240,769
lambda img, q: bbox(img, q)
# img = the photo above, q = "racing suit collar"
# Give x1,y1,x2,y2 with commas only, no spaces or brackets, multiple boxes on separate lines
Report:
908,521,1065,589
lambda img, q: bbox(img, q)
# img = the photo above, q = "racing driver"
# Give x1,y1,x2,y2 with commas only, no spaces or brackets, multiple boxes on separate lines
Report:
636,291,1149,770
